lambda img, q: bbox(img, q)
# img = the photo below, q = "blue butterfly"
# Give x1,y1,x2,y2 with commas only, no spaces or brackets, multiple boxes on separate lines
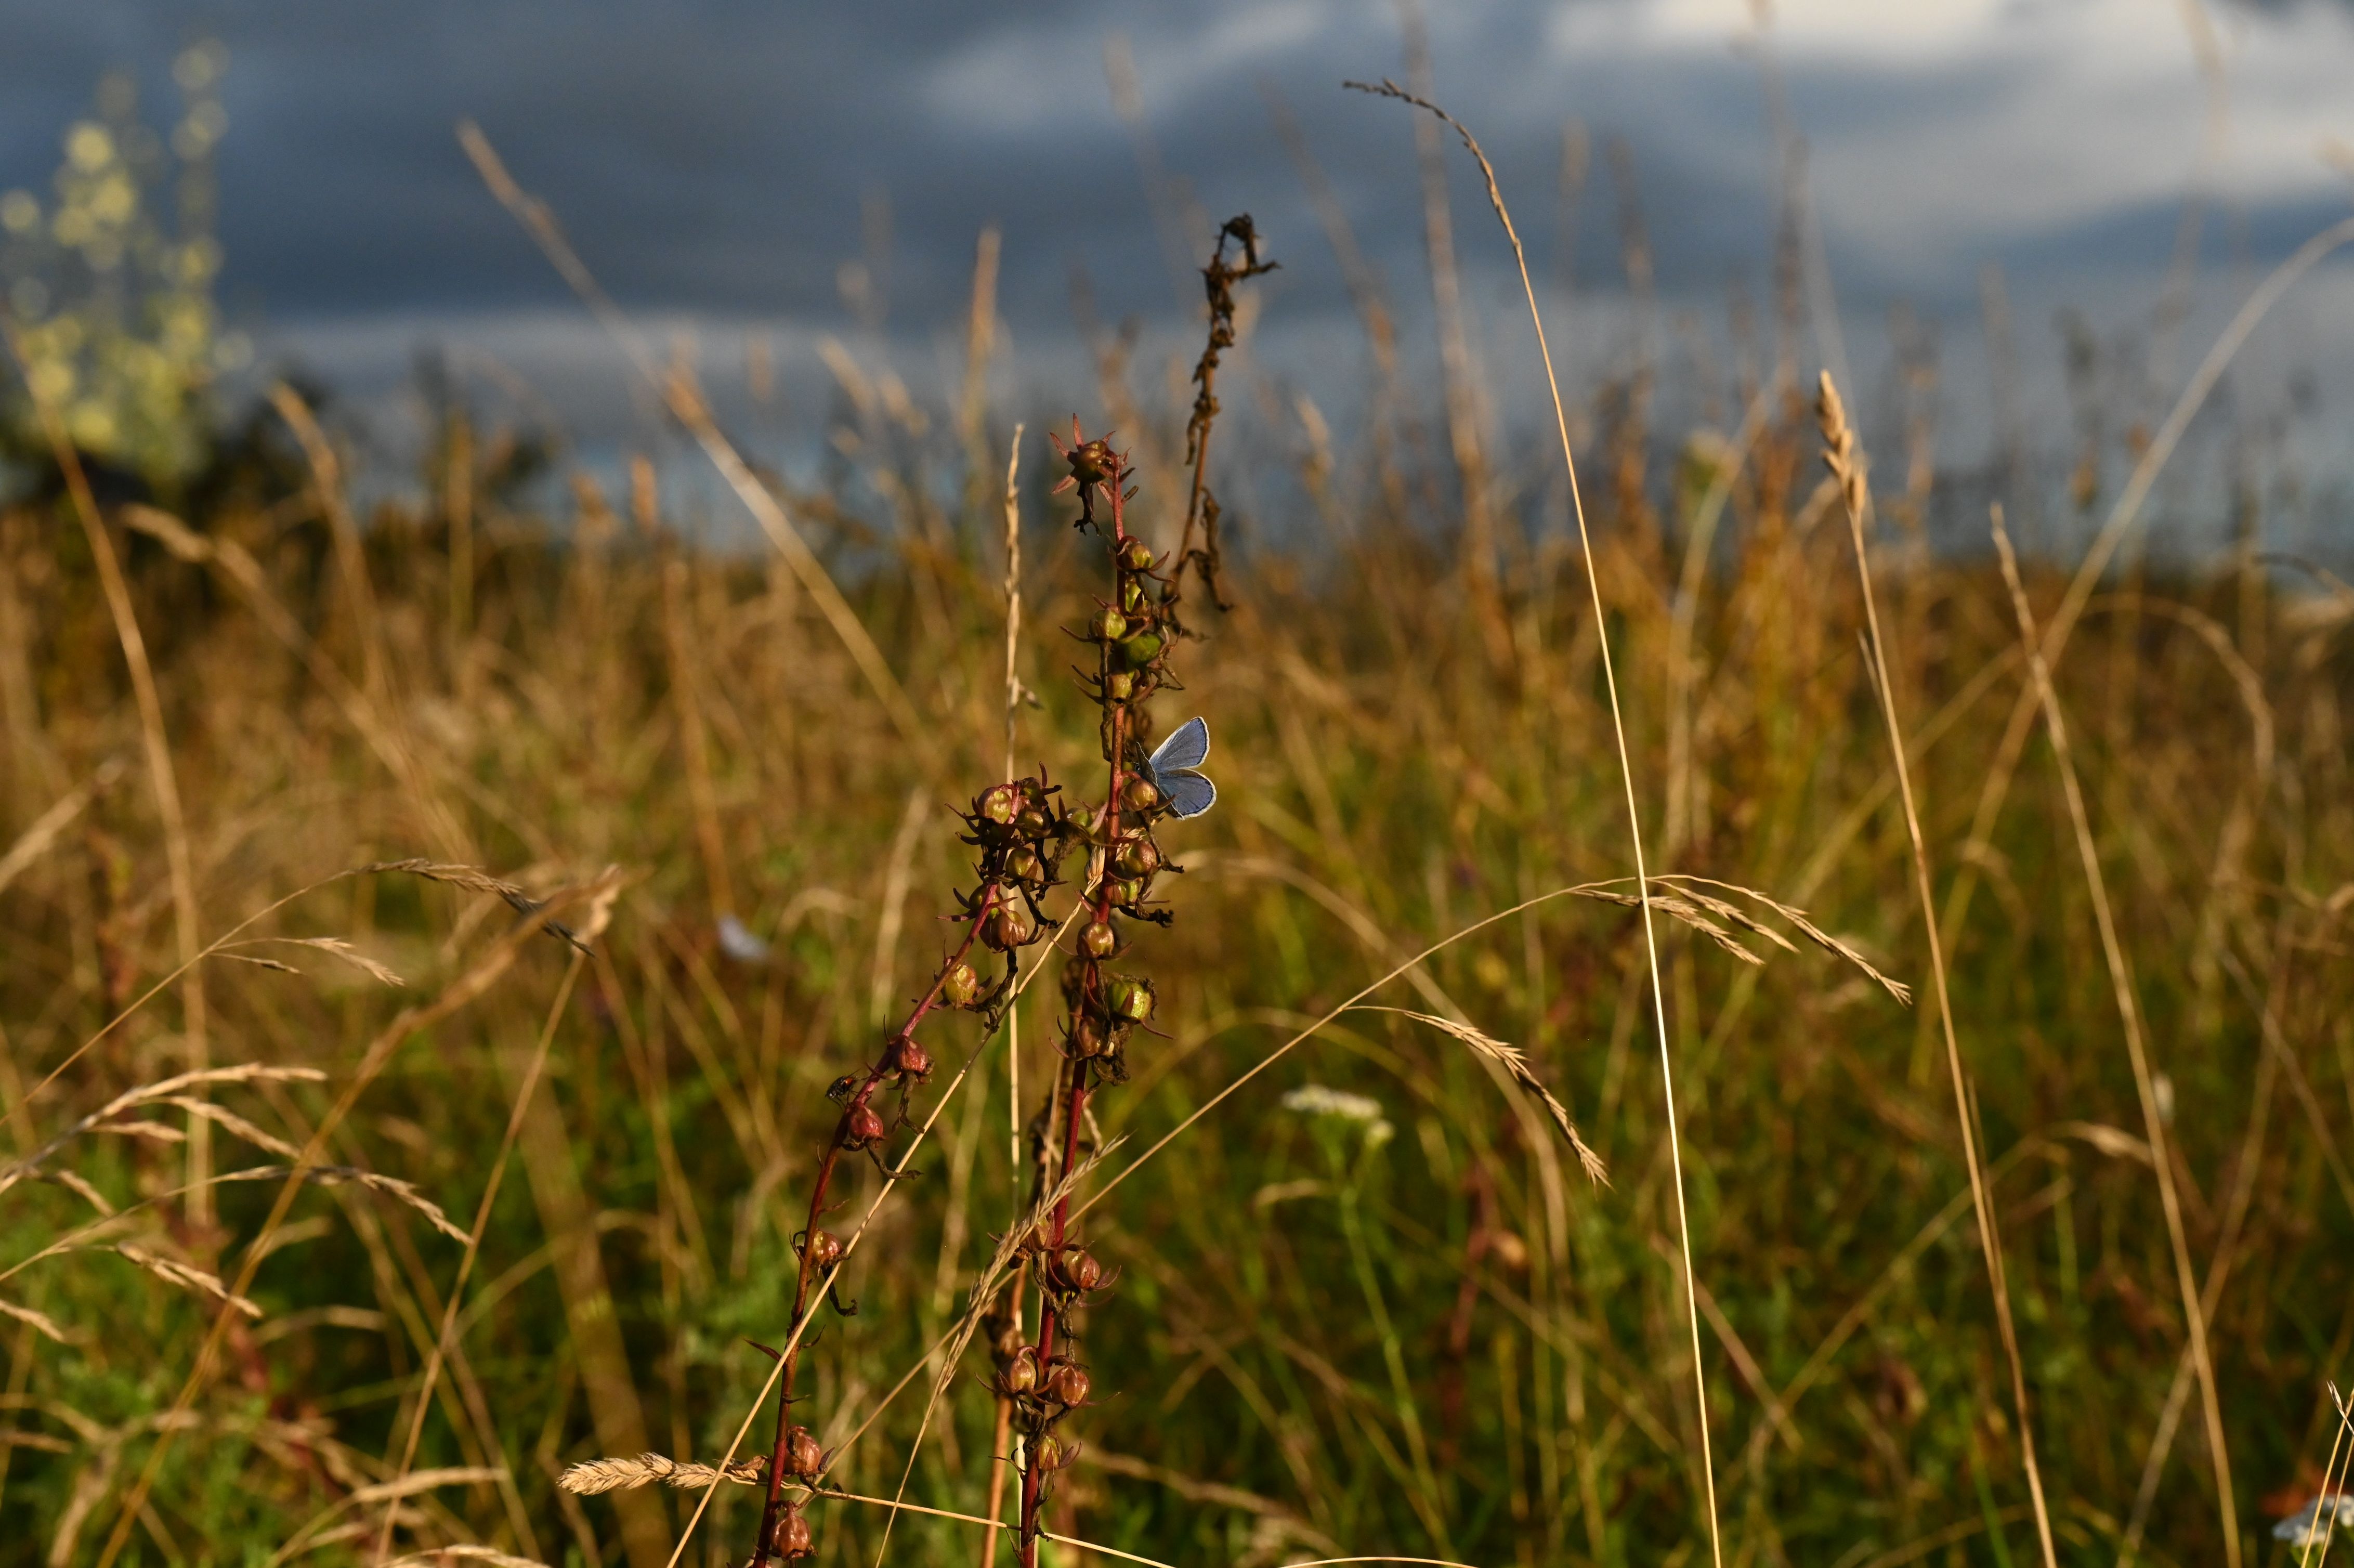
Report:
1143,716,1217,819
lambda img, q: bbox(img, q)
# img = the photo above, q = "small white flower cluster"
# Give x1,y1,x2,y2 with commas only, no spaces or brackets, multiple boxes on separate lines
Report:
2275,1493,2354,1547
1280,1084,1394,1145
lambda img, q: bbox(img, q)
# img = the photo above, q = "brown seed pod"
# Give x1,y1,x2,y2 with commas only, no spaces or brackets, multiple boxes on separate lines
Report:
768,1508,814,1560
1109,878,1146,908
940,961,981,1007
803,1230,845,1271
1030,1435,1066,1473
1006,845,1044,883
1003,1344,1042,1395
1051,1245,1103,1294
1112,840,1159,879
844,1103,886,1147
1104,670,1136,701
1122,776,1160,813
784,1424,825,1480
894,1038,933,1081
1015,805,1055,838
1067,1014,1108,1059
977,782,1022,826
1081,921,1118,960
983,906,1036,951
1048,1360,1092,1407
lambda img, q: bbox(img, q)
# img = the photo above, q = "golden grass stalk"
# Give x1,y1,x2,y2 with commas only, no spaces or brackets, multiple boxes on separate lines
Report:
1817,375,2058,1568
1990,509,2239,1564
1344,78,1722,1566
560,1453,767,1494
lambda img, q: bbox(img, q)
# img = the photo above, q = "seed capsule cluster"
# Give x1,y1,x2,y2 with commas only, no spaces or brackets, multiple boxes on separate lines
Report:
999,422,1196,1558
751,770,1073,1563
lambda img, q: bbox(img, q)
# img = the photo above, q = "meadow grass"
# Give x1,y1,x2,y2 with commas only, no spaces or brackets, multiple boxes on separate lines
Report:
2,126,2352,1568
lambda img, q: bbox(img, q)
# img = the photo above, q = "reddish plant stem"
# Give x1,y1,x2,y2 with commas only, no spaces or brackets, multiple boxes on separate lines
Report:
1017,471,1131,1568
753,892,998,1560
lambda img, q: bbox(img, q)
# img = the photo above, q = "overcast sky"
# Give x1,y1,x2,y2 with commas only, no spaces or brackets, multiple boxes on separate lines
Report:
5,0,2354,524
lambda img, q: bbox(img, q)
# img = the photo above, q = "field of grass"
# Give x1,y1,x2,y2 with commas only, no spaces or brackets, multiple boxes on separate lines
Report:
4,113,2354,1568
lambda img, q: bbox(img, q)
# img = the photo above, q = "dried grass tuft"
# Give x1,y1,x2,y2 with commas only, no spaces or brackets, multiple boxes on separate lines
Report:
360,858,593,953
557,1452,764,1495
1355,1009,1608,1185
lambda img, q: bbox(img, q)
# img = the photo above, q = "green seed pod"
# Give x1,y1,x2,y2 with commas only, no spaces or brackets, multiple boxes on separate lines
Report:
1112,840,1158,878
1109,878,1145,907
1006,846,1043,883
1106,975,1156,1023
1091,607,1128,642
1104,670,1136,701
1120,538,1156,571
1082,921,1118,959
1116,630,1165,669
977,782,1022,826
804,1230,845,1271
1016,804,1054,838
1031,1435,1064,1473
940,961,981,1007
1122,776,1160,813
1120,578,1146,612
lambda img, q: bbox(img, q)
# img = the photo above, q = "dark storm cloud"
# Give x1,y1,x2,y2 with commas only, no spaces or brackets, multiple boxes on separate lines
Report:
4,0,2351,451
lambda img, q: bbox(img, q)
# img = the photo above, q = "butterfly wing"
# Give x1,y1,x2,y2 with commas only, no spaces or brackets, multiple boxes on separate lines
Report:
1159,768,1217,819
1149,716,1210,774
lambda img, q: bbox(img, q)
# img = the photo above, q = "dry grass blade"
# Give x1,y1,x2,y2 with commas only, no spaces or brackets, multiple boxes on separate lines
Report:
349,1466,505,1505
94,1120,184,1145
1350,1009,1607,1184
0,757,123,900
114,1247,261,1319
558,1453,765,1495
50,1171,114,1216
0,1297,72,1344
384,1549,552,1568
